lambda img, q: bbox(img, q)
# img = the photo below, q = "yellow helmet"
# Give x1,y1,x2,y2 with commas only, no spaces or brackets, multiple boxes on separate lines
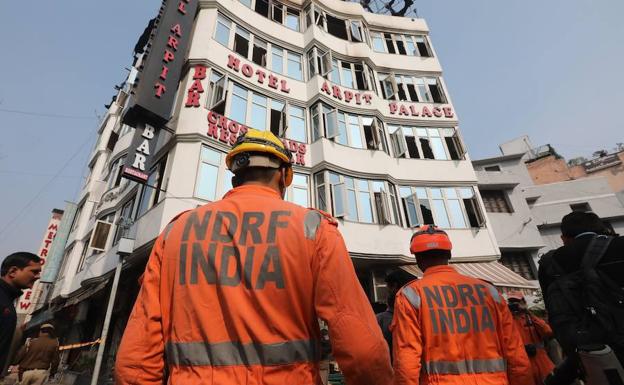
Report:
226,129,293,185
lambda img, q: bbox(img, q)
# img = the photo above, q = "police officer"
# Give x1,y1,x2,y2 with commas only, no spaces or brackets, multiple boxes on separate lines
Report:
392,225,532,385
115,129,393,385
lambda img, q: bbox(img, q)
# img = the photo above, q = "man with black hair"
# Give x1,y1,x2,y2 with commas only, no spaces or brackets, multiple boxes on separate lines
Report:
392,225,532,385
376,269,415,359
539,211,624,384
0,252,42,376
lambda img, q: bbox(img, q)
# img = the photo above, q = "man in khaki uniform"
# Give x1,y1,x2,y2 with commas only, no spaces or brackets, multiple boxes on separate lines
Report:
14,324,59,385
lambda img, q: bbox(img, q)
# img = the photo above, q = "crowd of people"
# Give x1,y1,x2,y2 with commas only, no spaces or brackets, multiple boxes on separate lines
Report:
1,128,623,384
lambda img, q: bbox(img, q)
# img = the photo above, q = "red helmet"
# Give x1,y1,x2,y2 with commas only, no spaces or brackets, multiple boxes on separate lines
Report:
409,225,452,254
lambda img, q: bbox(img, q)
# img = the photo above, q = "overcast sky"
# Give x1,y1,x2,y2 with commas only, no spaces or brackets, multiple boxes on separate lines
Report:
0,1,622,259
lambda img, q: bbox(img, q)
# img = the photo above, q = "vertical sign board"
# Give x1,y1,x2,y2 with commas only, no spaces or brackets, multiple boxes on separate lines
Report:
122,0,198,182
123,0,199,127
16,209,64,316
40,202,77,284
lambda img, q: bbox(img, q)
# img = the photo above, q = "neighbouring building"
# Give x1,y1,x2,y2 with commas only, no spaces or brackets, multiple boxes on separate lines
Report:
37,0,532,379
474,136,624,287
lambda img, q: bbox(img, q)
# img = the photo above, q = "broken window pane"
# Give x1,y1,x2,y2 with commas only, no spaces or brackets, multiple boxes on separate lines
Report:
252,38,267,66
255,0,269,17
415,36,431,57
420,138,434,159
427,78,445,103
406,136,419,158
272,3,284,23
326,14,348,40
396,37,407,55
234,27,250,57
384,33,396,54
354,64,366,90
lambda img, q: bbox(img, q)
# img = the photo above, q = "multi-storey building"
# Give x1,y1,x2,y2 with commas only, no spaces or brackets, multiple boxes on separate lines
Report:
35,0,533,377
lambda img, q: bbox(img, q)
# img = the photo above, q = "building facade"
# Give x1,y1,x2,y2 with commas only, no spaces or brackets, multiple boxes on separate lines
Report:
39,0,533,378
474,137,624,287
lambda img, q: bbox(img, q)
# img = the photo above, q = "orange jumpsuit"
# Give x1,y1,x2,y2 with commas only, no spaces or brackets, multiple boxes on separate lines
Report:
115,185,393,385
392,265,533,385
512,313,555,384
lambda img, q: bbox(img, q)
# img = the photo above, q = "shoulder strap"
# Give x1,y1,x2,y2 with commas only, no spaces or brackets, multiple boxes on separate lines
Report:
580,235,613,269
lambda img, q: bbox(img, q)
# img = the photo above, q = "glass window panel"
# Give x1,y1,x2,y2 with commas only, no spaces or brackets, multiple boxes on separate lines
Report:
357,179,369,191
416,128,428,137
240,0,251,7
196,163,218,201
330,59,340,84
372,181,385,192
315,172,325,185
341,63,354,88
288,106,306,142
400,187,412,198
344,177,355,188
402,126,412,136
459,187,474,199
329,172,340,184
333,184,346,216
201,146,221,164
286,11,300,31
432,200,450,228
442,128,455,136
444,188,458,199
372,33,385,52
430,137,448,160
406,40,416,56
415,187,427,199
287,52,303,80
387,125,399,134
222,169,234,196
428,128,440,137
448,199,467,228
347,190,358,220
358,192,373,223
317,186,326,211
251,101,267,131
293,173,307,186
230,86,248,124
271,47,284,74
430,188,442,199
215,16,231,46
348,115,363,149
293,187,308,206
336,113,348,145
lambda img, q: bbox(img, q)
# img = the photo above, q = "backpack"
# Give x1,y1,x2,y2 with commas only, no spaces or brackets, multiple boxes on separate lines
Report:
544,235,624,355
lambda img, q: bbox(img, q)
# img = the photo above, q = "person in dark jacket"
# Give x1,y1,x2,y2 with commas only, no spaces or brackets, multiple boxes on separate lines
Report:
0,252,42,377
375,269,415,360
539,211,624,384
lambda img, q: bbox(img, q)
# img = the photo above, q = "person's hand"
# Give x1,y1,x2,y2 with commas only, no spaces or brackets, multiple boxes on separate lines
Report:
7,365,18,373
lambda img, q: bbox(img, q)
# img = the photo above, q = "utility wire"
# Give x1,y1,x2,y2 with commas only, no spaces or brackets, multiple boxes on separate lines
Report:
0,108,96,120
0,134,94,240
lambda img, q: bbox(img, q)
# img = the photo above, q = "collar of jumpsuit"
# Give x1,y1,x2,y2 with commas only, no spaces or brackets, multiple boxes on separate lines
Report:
224,184,282,200
422,264,457,277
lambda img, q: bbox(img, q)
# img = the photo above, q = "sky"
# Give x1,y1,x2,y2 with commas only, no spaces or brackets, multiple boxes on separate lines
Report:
0,1,622,258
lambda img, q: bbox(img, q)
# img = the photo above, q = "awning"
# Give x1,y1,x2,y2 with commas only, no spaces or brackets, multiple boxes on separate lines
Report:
400,261,537,290
62,279,110,308
24,308,54,331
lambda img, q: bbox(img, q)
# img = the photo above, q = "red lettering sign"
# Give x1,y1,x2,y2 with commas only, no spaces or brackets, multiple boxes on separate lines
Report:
185,66,207,107
226,54,291,94
206,110,306,166
320,81,372,105
388,102,455,119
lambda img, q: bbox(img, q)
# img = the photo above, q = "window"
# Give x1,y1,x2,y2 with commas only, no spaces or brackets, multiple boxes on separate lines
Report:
70,203,84,234
307,48,373,91
287,173,309,207
106,131,119,152
481,190,513,213
227,83,306,141
399,186,483,228
369,31,432,57
208,71,227,115
316,172,398,224
326,13,348,40
500,252,536,280
215,15,232,46
106,155,127,190
307,6,364,42
570,202,591,212
76,233,91,273
216,14,303,80
387,126,463,160
379,74,446,103
89,213,115,252
484,165,501,172
196,146,238,201
311,103,387,152
137,156,167,217
241,0,301,31
113,199,135,245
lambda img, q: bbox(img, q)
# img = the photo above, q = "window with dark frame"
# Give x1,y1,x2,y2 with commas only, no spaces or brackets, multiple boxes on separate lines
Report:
481,190,513,213
570,202,591,212
500,252,536,280
484,165,501,171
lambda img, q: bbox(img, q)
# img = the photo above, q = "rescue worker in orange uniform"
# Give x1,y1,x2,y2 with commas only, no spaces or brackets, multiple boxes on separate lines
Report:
115,129,393,385
507,291,555,384
391,225,533,385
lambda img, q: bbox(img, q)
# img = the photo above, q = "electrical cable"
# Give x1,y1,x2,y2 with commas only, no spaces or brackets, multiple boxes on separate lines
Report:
0,107,96,120
0,134,94,241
